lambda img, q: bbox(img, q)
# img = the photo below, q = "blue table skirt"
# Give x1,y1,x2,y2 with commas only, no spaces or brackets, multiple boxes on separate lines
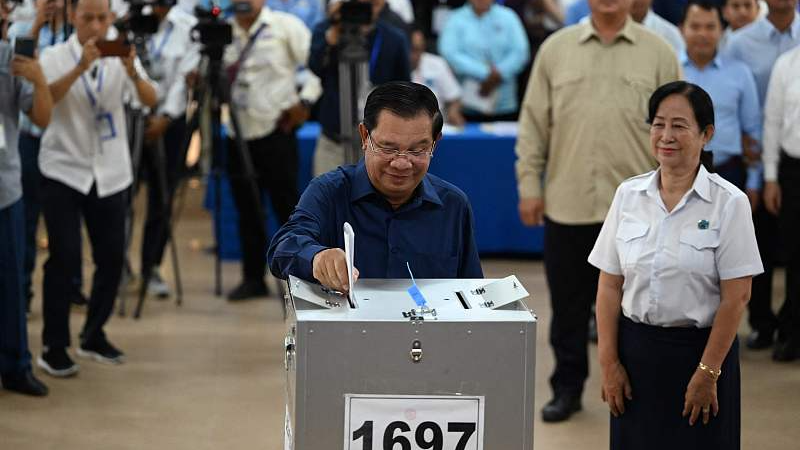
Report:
204,122,543,260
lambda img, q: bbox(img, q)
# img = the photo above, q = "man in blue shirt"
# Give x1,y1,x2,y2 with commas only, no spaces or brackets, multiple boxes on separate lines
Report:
268,82,483,291
437,0,530,122
681,1,761,194
723,0,800,352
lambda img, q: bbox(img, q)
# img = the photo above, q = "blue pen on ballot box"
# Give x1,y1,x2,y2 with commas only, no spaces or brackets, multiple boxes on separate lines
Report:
406,262,428,308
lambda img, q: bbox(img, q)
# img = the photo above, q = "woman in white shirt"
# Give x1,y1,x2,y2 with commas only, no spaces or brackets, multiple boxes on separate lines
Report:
588,81,763,449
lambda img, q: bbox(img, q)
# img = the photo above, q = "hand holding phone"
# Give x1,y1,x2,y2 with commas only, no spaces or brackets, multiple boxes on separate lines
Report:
96,39,132,58
14,37,36,58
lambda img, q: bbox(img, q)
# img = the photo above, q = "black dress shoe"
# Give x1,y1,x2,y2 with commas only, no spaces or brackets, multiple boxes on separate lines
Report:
227,280,269,301
542,394,582,423
1,370,49,396
772,339,800,362
746,330,775,350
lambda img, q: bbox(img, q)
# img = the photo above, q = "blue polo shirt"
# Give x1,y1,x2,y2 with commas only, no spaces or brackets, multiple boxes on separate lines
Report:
268,161,484,282
680,53,762,189
723,14,800,106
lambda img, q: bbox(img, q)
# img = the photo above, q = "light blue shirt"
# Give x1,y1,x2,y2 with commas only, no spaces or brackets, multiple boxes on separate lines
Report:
265,0,322,30
438,4,529,115
681,53,762,190
7,21,67,138
723,14,800,106
565,0,590,26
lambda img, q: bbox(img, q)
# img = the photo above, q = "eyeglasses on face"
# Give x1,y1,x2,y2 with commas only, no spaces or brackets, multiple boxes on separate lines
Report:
367,132,435,161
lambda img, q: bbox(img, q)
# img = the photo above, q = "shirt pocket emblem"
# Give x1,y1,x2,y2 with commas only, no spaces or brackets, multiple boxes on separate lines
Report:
615,219,649,269
679,228,720,275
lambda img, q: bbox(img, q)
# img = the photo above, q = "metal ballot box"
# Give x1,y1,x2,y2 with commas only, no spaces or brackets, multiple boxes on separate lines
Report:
284,276,537,450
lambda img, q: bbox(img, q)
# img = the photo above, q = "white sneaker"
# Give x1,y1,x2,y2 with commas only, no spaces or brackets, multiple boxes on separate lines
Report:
147,269,170,299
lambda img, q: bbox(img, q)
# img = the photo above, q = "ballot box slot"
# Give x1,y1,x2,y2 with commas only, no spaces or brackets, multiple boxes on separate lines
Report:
454,290,472,309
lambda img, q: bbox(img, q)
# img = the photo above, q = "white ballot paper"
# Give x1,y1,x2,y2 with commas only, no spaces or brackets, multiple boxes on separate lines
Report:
343,222,357,307
461,79,498,115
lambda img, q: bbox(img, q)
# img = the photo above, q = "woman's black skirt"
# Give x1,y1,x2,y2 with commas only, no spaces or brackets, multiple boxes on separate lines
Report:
610,316,741,450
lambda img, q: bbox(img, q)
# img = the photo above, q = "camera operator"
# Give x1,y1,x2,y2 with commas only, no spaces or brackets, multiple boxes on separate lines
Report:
7,0,71,312
138,0,199,297
222,0,321,300
309,0,410,176
35,0,156,377
0,36,52,396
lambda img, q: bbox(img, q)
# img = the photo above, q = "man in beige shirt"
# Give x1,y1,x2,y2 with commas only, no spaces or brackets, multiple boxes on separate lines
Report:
515,0,680,423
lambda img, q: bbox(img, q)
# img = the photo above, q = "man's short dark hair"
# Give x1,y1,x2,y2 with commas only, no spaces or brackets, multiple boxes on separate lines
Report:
681,0,724,25
363,81,444,140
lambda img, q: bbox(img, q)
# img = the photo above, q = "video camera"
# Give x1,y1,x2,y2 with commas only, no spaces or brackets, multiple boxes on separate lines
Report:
117,0,175,36
338,0,372,26
191,2,253,60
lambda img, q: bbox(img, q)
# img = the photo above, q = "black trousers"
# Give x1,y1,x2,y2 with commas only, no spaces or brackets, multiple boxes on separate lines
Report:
140,116,186,272
748,203,780,336
227,128,299,282
543,217,602,397
41,178,125,348
777,152,800,342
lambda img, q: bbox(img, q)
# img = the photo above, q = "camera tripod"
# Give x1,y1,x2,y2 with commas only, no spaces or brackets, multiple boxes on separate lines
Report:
117,31,186,319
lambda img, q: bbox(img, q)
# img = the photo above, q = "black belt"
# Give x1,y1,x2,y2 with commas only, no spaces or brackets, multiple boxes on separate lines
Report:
715,154,743,173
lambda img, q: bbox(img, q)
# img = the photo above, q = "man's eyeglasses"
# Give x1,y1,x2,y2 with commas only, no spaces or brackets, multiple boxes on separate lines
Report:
367,132,435,162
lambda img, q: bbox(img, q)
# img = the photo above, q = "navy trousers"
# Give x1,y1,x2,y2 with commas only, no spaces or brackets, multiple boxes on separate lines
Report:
0,199,32,375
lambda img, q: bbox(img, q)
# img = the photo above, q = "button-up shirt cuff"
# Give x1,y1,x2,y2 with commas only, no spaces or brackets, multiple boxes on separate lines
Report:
297,244,329,281
763,163,778,183
517,176,543,200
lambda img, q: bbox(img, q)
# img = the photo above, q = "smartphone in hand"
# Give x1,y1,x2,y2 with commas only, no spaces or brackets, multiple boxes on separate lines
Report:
96,39,132,57
14,37,36,58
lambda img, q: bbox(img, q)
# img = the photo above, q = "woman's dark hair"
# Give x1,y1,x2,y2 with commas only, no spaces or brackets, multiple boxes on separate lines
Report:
647,81,716,172
363,81,444,140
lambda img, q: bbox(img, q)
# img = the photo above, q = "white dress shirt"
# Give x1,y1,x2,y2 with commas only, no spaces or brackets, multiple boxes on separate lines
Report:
588,166,763,328
411,52,461,116
148,7,200,118
763,45,800,182
224,7,322,141
39,34,155,198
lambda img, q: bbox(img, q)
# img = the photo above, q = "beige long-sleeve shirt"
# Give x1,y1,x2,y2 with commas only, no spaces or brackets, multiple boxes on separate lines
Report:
515,18,681,225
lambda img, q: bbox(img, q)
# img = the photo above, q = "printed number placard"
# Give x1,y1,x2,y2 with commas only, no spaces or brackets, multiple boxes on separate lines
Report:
344,394,484,450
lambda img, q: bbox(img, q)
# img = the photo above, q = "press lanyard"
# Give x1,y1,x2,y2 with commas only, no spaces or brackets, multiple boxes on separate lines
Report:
229,22,268,82
148,21,174,61
369,29,382,80
69,45,105,110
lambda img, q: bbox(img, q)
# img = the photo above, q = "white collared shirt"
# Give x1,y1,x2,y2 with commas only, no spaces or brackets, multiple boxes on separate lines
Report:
588,166,763,328
763,45,800,182
224,7,321,140
148,7,200,118
39,34,155,198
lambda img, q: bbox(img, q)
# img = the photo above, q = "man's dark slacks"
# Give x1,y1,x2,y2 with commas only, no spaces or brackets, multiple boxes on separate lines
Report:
777,152,800,343
543,217,602,397
40,178,125,349
227,128,299,282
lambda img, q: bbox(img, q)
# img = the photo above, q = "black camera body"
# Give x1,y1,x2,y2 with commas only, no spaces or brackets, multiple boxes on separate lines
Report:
339,1,372,26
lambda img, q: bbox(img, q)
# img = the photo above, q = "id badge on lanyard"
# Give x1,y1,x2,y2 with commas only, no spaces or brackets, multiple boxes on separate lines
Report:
70,47,117,148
